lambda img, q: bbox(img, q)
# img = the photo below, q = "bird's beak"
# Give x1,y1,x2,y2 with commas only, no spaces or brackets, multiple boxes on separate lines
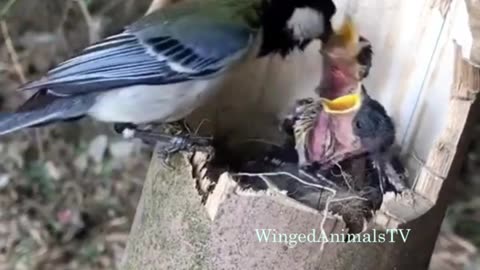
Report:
336,15,359,52
323,14,359,57
320,93,362,114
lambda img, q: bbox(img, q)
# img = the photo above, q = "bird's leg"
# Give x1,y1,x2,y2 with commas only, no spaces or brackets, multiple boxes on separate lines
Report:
155,133,211,159
113,122,212,166
165,119,195,134
138,129,211,168
148,120,211,158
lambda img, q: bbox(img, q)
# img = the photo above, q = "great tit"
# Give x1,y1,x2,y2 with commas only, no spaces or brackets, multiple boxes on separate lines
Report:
0,0,337,153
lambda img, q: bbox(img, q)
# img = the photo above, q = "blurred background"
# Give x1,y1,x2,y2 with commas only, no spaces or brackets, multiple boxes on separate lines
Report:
0,0,151,269
0,0,478,269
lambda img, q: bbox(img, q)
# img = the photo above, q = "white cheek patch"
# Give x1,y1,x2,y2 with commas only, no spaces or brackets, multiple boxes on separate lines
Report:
287,7,325,41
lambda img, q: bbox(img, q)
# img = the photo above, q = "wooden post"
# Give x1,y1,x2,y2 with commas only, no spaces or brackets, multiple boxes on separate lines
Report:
121,0,480,269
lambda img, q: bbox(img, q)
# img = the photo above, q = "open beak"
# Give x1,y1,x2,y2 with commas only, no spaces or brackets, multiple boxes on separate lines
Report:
320,93,362,114
336,14,359,53
322,14,360,57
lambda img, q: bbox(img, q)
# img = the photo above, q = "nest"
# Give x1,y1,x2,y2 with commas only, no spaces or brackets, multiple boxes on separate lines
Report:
178,123,411,234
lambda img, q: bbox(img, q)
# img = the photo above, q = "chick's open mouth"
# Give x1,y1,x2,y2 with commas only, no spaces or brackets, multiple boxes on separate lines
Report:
321,93,362,114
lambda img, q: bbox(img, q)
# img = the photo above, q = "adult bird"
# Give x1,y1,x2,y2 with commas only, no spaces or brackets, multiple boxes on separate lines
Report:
0,0,337,154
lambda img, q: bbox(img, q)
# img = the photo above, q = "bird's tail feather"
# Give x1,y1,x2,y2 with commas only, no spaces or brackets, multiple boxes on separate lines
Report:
0,95,95,136
0,111,59,135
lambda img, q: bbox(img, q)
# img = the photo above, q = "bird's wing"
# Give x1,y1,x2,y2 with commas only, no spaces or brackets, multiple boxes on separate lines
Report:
21,12,254,96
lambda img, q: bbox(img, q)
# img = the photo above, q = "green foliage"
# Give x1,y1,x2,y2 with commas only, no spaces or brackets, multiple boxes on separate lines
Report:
79,241,104,263
84,0,93,6
0,0,18,19
446,199,480,247
25,161,55,200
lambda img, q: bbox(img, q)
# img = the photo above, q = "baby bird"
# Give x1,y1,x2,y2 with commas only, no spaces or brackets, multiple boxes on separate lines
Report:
289,90,395,169
316,15,373,99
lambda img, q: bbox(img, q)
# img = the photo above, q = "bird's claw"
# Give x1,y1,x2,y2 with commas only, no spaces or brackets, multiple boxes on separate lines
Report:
113,122,212,168
156,134,212,168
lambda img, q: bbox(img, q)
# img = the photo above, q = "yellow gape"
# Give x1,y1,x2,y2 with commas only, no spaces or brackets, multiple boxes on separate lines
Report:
320,93,362,114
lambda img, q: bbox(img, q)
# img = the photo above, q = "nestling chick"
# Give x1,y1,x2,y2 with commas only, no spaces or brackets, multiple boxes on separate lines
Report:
291,90,395,168
0,0,337,155
238,90,396,231
317,15,373,99
237,14,406,220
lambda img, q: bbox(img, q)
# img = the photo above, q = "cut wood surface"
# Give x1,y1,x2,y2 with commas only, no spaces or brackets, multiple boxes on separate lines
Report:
120,135,473,270
462,0,480,66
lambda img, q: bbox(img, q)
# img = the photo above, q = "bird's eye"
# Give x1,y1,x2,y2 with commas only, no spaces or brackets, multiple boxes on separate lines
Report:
355,120,363,130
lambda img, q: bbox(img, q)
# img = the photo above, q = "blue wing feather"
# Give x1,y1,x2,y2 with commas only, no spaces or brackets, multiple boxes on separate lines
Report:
22,15,253,96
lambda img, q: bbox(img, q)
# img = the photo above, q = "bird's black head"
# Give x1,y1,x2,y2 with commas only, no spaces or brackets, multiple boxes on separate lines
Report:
258,0,336,57
353,93,395,154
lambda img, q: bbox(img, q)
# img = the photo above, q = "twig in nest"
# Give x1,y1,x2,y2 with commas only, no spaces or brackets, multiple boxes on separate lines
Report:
237,138,283,148
193,118,211,135
234,170,335,251
371,159,384,194
331,162,355,192
234,170,366,251
329,196,368,203
257,174,286,194
1,20,45,161
299,169,369,249
304,168,340,190
233,171,337,193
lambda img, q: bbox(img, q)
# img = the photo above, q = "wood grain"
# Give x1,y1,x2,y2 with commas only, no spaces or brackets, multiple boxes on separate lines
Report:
466,0,480,65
